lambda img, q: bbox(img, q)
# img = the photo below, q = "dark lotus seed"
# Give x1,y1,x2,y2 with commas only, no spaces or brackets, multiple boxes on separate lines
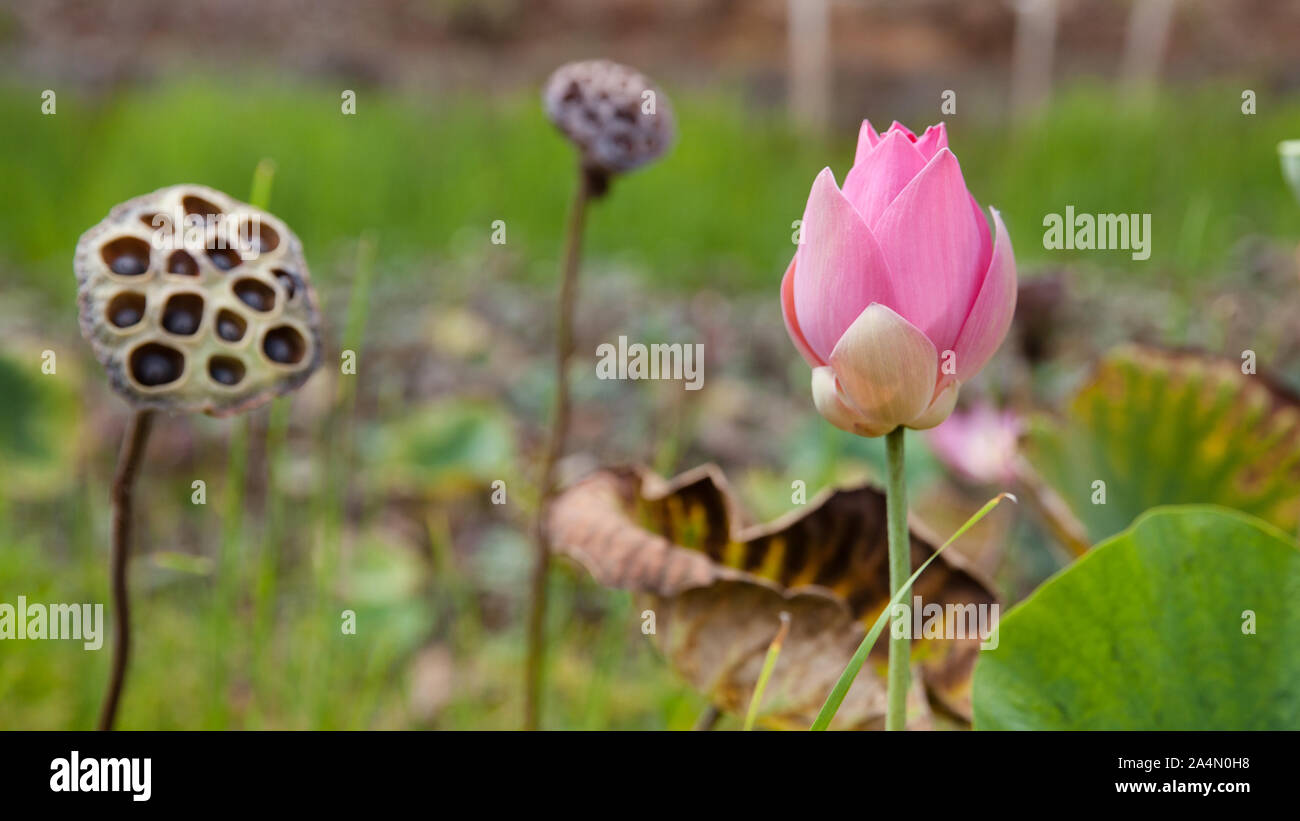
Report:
129,343,184,387
216,310,246,342
252,223,280,253
167,250,199,276
182,195,220,216
208,248,241,271
263,326,305,364
166,313,197,335
112,304,142,326
208,356,245,386
107,292,146,328
110,254,147,275
102,236,151,276
162,293,203,336
234,279,276,312
265,335,292,363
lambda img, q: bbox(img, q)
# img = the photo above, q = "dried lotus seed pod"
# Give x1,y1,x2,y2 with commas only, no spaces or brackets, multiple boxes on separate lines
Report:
74,184,322,416
542,59,675,180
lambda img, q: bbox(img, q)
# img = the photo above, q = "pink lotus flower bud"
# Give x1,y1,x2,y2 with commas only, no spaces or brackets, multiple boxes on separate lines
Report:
781,121,1017,437
925,402,1021,486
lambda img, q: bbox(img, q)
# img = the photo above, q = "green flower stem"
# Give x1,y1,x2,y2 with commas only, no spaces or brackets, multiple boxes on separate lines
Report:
884,426,910,731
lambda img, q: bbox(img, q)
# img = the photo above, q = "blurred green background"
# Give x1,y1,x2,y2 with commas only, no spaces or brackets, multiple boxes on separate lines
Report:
5,80,1300,306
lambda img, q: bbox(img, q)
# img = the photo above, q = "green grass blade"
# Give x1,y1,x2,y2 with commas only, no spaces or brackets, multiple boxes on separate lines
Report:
248,158,277,209
743,611,791,731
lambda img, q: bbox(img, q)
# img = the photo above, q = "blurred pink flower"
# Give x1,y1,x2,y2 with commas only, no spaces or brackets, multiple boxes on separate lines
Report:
926,403,1022,486
781,120,1017,436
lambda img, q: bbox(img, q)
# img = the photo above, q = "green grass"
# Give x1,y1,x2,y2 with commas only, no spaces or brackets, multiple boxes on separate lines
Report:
3,78,1299,312
0,521,705,729
0,77,829,306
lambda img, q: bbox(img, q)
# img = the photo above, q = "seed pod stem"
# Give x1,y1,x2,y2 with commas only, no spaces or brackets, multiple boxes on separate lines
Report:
97,408,154,731
525,165,593,730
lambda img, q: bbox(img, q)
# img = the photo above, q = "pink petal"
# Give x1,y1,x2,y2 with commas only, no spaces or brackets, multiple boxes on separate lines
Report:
872,148,989,355
952,208,1017,383
913,123,949,160
925,401,1021,485
853,120,884,167
967,193,993,273
793,168,898,362
780,255,824,368
842,130,928,226
886,121,918,142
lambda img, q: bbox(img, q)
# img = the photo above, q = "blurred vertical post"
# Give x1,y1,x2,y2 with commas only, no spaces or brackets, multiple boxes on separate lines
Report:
1120,0,1177,104
1010,0,1059,120
788,0,831,134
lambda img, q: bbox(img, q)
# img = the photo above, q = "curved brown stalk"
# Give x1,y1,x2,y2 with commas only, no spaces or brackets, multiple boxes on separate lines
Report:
524,166,598,730
1013,455,1091,558
97,409,154,731
693,704,722,731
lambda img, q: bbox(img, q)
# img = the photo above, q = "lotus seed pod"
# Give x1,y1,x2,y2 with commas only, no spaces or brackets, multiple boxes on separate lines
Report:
74,184,322,416
542,59,675,179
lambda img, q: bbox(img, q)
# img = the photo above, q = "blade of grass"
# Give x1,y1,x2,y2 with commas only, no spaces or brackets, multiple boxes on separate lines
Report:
579,593,634,730
809,492,1017,731
339,236,377,396
247,153,284,654
211,158,276,727
306,232,376,723
254,395,290,635
743,611,791,731
208,409,248,727
249,158,277,210
425,510,482,650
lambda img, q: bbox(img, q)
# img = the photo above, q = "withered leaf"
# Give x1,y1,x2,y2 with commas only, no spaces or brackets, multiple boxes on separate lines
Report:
1026,345,1300,542
548,465,998,728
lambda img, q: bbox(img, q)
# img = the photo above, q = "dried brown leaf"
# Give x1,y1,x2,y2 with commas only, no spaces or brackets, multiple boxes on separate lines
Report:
548,464,998,728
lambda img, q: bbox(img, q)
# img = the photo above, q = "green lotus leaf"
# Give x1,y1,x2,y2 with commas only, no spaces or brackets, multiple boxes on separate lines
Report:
973,506,1300,730
363,398,516,498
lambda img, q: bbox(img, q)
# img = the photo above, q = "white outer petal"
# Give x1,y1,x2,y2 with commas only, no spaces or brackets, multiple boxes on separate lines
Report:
829,303,938,432
908,379,960,430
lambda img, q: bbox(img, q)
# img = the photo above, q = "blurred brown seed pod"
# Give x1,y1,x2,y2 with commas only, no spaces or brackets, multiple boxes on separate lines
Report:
542,59,675,179
1014,271,1068,364
74,184,322,417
